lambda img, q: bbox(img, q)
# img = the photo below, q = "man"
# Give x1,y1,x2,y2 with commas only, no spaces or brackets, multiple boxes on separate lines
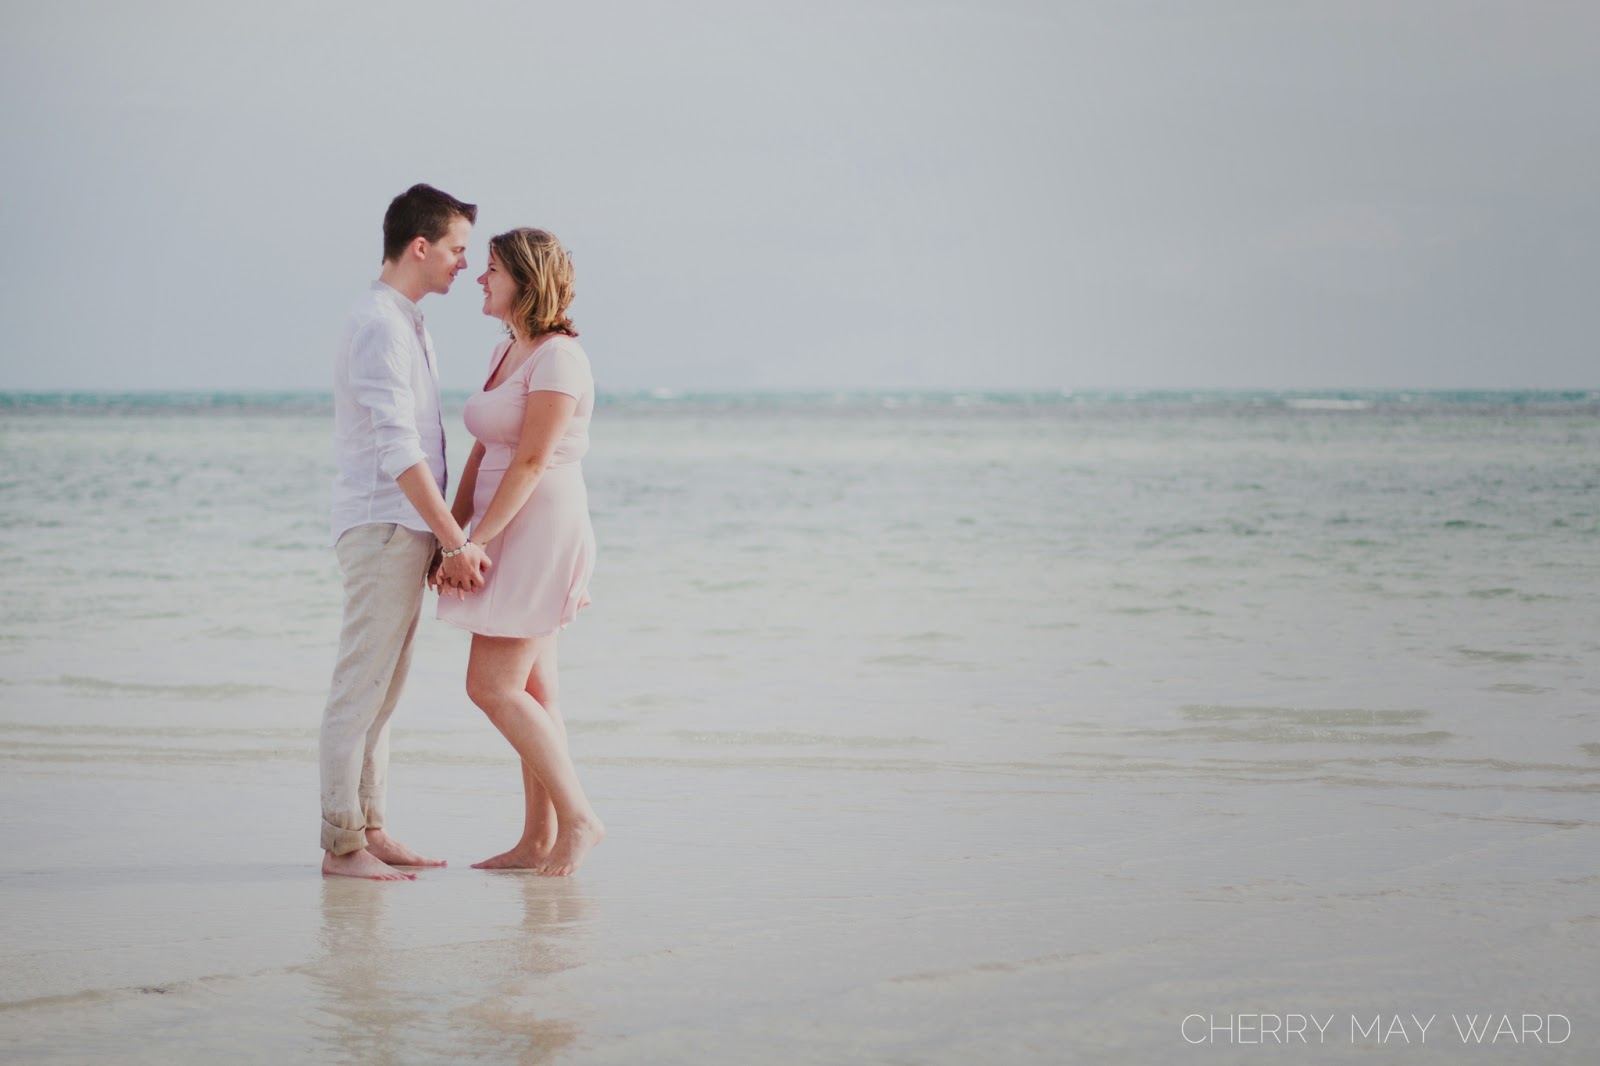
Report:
320,183,492,881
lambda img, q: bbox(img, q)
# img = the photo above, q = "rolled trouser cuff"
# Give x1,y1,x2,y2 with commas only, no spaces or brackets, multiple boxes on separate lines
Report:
322,817,368,856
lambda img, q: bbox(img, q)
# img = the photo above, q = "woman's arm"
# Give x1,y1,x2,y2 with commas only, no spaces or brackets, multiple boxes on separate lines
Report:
429,439,490,595
468,391,579,547
452,440,487,529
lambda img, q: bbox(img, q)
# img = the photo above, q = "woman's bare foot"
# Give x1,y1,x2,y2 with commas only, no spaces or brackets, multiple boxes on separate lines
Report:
472,822,557,869
471,843,552,870
536,818,605,877
365,828,446,868
322,848,416,881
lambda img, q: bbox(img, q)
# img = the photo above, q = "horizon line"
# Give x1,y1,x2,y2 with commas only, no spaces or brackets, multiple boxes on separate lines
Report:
3,385,1598,397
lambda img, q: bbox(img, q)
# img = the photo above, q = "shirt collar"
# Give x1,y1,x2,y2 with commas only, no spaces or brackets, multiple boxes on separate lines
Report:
372,280,424,327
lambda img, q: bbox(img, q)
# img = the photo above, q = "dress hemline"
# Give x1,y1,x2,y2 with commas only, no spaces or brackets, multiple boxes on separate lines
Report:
436,599,589,640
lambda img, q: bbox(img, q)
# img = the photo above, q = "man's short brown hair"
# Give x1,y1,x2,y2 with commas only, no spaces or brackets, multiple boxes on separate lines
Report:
382,184,477,262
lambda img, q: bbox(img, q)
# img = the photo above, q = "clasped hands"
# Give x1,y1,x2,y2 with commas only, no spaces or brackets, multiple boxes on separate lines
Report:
428,541,492,599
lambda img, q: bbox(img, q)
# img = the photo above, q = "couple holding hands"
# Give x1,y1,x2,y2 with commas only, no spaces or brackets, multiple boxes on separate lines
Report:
320,183,603,881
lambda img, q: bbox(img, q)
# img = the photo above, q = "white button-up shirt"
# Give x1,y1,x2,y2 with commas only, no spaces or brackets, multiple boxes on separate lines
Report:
329,281,448,544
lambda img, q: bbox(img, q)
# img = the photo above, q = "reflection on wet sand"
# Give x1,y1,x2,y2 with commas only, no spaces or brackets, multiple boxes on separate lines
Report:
450,876,590,1065
310,876,590,1064
311,878,411,1064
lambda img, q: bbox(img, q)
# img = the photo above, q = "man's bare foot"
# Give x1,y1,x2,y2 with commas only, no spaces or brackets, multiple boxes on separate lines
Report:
323,848,416,881
471,843,552,870
365,829,446,868
535,818,605,877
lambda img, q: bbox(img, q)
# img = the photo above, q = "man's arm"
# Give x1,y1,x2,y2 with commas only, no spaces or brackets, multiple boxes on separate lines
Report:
347,320,489,589
395,463,490,591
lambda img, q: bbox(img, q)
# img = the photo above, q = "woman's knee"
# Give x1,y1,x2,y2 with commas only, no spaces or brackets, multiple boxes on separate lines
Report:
525,673,559,709
465,671,509,717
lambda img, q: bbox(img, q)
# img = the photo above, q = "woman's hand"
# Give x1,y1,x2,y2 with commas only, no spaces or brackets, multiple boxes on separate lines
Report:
429,542,491,598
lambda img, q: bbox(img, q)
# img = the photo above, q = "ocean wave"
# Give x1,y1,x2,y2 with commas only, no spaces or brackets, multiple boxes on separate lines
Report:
1285,398,1371,411
52,675,292,699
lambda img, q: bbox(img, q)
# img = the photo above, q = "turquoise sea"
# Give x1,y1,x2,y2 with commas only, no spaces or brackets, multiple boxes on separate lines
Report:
1,389,1597,1063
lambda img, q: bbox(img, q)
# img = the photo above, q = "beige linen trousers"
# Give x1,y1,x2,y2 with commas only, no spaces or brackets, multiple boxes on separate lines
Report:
319,522,435,855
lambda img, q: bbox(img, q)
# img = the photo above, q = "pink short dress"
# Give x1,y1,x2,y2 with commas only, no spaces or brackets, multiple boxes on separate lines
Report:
437,335,596,638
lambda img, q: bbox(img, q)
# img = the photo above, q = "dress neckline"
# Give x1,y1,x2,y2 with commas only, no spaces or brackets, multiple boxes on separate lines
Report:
482,334,561,393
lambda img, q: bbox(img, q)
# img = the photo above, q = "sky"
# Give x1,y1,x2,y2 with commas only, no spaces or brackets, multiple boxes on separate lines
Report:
1,0,1596,393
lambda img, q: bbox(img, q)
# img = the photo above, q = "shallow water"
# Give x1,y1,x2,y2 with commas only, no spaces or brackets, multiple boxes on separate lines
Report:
1,392,1597,1062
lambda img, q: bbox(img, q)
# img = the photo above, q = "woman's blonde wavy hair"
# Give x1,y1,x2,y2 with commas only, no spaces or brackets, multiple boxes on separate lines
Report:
490,227,578,338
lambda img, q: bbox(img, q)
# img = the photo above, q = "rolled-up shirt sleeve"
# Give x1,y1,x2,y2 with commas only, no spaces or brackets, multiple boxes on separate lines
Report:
347,321,427,480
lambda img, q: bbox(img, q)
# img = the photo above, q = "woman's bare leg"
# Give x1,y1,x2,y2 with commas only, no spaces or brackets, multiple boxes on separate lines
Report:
519,643,564,850
466,634,603,875
474,640,563,867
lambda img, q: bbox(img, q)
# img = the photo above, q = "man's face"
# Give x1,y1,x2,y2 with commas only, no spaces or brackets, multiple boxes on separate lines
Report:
420,216,473,296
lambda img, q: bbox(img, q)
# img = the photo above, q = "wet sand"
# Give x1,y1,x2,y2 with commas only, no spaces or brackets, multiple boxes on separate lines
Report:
2,730,1595,1064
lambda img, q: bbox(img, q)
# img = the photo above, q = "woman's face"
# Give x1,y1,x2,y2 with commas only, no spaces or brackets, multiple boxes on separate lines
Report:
477,250,518,322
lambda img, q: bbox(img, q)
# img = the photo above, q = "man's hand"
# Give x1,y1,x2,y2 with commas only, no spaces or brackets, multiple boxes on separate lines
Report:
437,542,491,598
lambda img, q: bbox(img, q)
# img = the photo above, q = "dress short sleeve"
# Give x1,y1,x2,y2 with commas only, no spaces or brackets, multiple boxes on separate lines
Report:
525,338,591,399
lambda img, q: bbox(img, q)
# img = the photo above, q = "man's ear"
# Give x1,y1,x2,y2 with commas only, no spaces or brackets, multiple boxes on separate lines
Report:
409,236,430,261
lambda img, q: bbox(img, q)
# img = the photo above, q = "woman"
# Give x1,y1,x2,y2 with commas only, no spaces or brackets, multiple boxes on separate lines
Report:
435,227,604,876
